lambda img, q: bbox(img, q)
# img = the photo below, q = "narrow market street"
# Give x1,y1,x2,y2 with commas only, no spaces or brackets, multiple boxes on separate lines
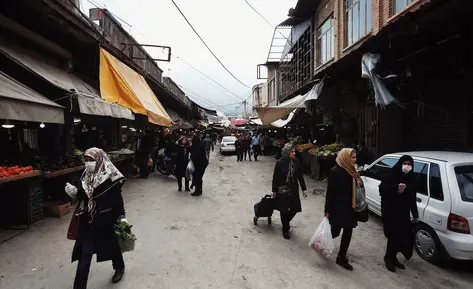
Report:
0,151,472,289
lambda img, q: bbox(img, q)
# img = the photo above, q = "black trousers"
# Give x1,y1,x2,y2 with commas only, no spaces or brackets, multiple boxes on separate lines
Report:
236,150,243,161
385,238,397,262
193,166,206,194
331,226,353,259
243,148,251,160
280,211,297,232
177,177,189,190
73,234,125,289
252,145,260,160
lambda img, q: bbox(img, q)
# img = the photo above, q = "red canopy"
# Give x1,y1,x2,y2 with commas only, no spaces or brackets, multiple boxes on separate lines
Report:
231,119,248,126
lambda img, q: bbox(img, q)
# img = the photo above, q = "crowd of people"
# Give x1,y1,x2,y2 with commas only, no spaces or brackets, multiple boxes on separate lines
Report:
234,132,272,162
63,131,417,288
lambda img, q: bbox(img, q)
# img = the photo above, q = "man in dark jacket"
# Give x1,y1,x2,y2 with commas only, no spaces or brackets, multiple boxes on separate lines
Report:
190,134,208,196
242,134,251,161
234,136,243,162
137,129,154,178
202,134,214,162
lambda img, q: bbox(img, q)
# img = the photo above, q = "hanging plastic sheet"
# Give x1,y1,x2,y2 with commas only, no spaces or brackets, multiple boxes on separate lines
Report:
361,53,399,108
255,80,324,125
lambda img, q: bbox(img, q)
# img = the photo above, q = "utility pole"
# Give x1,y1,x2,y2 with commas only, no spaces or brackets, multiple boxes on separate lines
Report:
243,100,247,119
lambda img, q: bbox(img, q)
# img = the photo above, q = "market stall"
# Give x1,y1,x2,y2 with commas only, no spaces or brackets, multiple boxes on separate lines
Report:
0,71,65,227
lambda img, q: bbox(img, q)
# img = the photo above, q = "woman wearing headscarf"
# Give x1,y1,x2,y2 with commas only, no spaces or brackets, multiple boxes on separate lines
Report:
379,155,418,272
175,136,190,192
272,143,308,239
190,134,208,196
324,148,361,271
64,148,127,289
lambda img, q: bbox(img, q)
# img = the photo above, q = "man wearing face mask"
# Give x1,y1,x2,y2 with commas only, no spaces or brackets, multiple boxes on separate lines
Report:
379,155,419,273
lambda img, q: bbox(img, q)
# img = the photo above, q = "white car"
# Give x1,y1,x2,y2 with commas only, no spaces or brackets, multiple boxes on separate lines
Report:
360,151,473,263
220,136,237,154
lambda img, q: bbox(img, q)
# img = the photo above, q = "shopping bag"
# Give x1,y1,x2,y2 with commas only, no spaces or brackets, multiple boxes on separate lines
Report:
309,217,335,258
355,184,367,212
186,160,195,180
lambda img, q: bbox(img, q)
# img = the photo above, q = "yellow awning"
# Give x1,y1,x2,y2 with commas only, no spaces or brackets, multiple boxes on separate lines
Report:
99,48,173,127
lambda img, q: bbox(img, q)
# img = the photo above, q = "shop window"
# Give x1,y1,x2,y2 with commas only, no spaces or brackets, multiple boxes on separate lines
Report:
317,15,334,66
23,128,38,149
393,0,414,15
346,0,372,47
429,163,444,201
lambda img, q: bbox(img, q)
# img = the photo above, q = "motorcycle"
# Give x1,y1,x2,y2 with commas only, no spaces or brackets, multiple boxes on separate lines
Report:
156,149,175,176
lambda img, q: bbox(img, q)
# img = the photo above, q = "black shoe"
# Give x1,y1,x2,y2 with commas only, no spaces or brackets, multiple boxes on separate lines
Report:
384,257,396,272
178,188,182,192
185,187,190,192
394,259,405,270
191,192,201,197
336,256,353,271
112,269,125,283
282,231,290,240
190,184,195,189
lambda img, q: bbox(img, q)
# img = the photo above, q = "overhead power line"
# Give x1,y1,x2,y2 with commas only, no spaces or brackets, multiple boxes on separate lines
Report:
178,85,236,115
177,56,245,101
243,0,274,28
170,0,252,89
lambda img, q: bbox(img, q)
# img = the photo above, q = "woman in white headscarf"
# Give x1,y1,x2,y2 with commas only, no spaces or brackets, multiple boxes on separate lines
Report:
65,148,127,289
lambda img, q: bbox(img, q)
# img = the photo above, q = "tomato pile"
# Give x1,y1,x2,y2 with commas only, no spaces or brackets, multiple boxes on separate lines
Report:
0,166,36,178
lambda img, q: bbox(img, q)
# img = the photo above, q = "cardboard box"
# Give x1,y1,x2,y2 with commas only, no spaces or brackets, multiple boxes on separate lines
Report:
44,201,73,218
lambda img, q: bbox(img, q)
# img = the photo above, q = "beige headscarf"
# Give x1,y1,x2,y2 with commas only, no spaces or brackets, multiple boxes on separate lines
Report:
336,148,360,209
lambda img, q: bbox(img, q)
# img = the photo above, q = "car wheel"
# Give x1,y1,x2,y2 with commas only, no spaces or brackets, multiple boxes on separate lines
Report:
414,223,446,263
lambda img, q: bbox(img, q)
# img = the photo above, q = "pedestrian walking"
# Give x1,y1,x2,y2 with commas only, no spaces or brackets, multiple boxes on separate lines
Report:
175,136,190,192
379,155,418,272
235,136,244,162
272,143,308,239
263,133,271,155
324,148,361,271
251,134,261,161
202,134,214,162
242,134,251,161
190,134,208,196
137,128,154,178
64,148,127,289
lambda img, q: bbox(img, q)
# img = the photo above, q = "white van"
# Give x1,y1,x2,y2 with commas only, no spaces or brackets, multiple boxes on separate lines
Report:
360,151,473,263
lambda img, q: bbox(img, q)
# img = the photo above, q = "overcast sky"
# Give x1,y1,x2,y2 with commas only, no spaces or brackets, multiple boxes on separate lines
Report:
80,0,297,116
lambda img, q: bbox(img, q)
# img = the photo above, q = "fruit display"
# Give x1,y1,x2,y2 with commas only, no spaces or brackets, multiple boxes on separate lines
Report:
0,165,38,178
309,143,344,157
272,139,286,148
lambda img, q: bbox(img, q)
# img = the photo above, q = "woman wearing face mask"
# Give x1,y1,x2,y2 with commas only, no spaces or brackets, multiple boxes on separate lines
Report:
272,143,307,239
175,136,190,192
64,148,127,289
324,148,361,271
379,155,418,272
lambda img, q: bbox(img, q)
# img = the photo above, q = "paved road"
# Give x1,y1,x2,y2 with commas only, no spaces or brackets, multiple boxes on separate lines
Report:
0,150,472,289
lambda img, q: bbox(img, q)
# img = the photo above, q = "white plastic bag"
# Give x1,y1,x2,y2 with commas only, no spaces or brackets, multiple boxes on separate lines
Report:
309,217,335,258
186,160,195,180
355,184,367,212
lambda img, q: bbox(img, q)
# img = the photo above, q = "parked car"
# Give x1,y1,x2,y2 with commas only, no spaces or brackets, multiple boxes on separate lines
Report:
220,136,237,155
360,151,473,263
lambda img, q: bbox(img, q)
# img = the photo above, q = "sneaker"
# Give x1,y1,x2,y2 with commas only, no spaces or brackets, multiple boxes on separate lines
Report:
336,256,353,271
112,269,125,283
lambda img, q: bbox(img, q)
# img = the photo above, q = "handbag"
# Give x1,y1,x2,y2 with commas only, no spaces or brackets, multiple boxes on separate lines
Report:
355,184,367,212
357,208,369,223
67,200,85,240
277,185,291,196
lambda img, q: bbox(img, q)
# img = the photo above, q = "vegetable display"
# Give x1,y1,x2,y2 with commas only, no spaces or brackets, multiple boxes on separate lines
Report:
296,143,315,152
0,166,38,178
114,220,137,253
309,143,344,157
34,155,84,172
272,139,286,148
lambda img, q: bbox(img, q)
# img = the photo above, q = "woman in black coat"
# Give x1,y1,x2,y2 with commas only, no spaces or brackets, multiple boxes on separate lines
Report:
175,136,190,192
272,143,307,239
324,148,361,271
379,155,418,272
65,148,127,289
190,135,208,196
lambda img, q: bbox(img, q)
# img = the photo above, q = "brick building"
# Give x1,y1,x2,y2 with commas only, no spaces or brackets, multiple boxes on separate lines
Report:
260,0,472,156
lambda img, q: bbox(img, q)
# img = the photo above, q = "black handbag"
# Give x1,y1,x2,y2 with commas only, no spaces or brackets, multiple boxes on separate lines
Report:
277,185,291,196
